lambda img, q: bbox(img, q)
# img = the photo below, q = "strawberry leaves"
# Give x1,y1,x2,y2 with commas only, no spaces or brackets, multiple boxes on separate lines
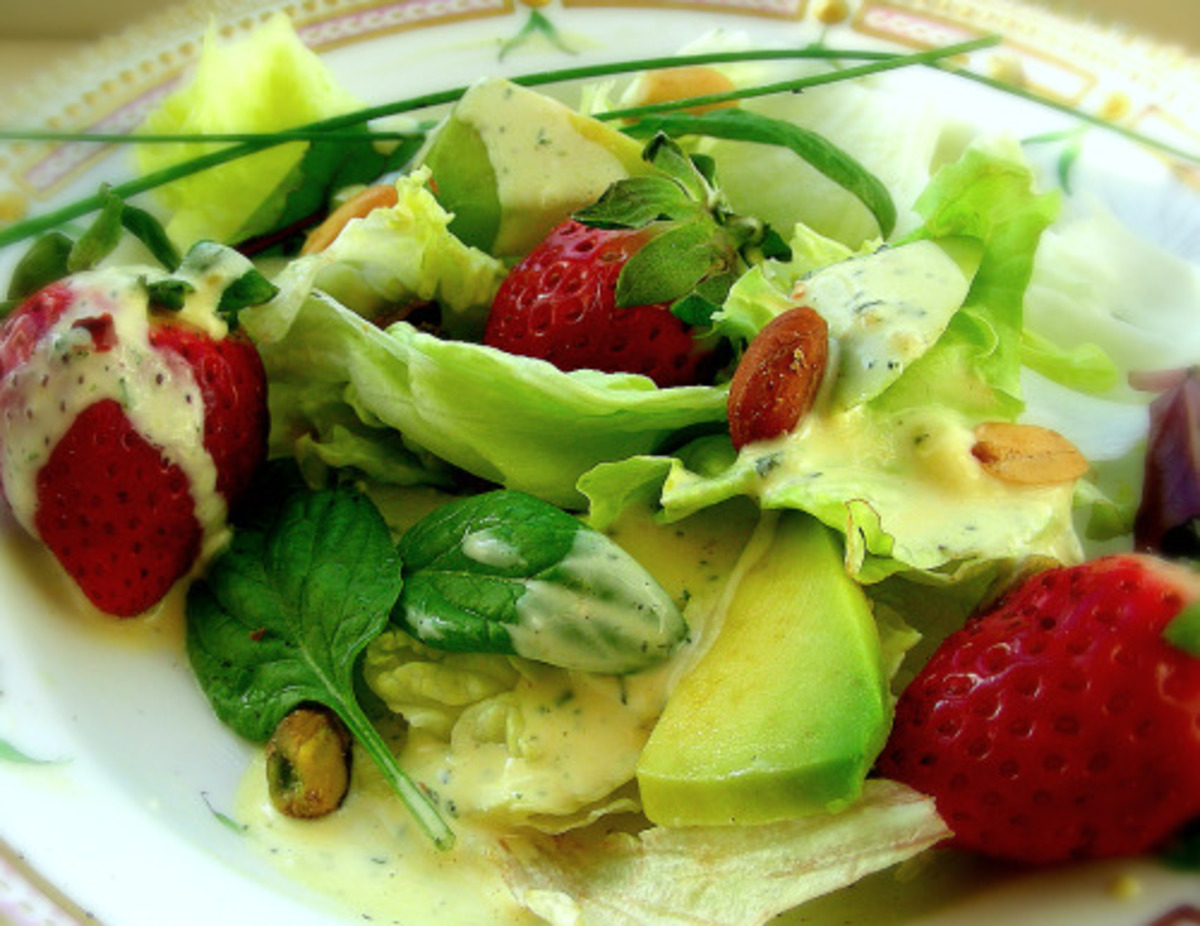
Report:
625,108,896,239
574,133,789,326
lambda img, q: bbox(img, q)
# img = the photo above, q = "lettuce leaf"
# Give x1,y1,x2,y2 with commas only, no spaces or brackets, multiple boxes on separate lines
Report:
498,779,949,926
582,140,1074,580
136,13,362,247
244,290,727,509
255,168,506,341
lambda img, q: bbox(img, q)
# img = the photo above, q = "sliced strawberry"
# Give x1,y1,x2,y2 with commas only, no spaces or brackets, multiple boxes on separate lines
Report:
34,400,202,616
150,322,268,506
483,220,708,388
0,275,269,617
876,554,1200,864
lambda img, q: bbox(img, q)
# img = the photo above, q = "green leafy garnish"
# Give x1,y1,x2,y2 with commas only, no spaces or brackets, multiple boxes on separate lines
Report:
2,187,181,315
1164,603,1200,657
624,109,896,239
573,133,786,325
0,738,56,765
185,480,454,849
396,490,688,674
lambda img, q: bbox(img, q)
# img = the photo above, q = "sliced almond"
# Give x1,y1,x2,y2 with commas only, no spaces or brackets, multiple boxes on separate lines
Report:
727,305,829,450
301,183,399,255
971,422,1089,486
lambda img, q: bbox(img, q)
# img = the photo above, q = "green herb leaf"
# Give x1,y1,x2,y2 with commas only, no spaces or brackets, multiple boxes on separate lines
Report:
186,482,453,849
396,490,687,674
120,200,182,270
217,267,279,327
142,277,195,311
1164,602,1200,657
625,108,897,238
3,232,73,307
67,187,125,273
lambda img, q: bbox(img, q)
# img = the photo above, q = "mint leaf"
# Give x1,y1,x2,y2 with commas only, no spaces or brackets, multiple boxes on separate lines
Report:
396,490,688,674
625,108,897,238
186,482,453,849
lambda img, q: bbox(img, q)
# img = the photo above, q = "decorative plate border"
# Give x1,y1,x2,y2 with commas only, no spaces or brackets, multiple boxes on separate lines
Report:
2,0,1199,211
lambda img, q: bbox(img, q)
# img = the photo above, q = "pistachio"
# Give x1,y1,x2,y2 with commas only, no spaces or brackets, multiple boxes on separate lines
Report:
266,705,353,819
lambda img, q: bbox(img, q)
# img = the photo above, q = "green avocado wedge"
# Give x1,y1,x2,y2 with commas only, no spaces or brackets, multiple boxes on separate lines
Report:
636,511,891,826
421,78,646,257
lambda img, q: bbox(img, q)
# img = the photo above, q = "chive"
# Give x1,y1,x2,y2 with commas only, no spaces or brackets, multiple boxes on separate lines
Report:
0,40,989,251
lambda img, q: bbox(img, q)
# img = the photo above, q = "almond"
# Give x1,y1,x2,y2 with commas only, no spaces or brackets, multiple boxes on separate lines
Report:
301,183,399,255
728,305,829,450
971,421,1089,485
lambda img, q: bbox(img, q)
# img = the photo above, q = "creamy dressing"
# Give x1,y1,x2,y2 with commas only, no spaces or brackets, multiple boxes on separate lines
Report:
803,240,971,408
0,268,228,558
508,528,683,673
240,501,759,922
751,405,1081,568
453,79,636,256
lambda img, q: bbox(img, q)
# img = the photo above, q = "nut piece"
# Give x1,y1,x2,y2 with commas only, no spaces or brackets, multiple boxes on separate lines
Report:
634,66,737,115
971,422,1089,485
301,184,399,255
728,305,829,450
266,705,353,819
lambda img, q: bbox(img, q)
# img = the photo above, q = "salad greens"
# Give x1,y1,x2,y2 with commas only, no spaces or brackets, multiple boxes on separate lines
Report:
5,8,1200,924
185,475,454,849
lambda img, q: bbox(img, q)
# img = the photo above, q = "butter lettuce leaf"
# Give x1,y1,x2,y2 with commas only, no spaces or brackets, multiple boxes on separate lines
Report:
137,13,363,247
245,289,727,509
499,779,948,926
254,168,506,341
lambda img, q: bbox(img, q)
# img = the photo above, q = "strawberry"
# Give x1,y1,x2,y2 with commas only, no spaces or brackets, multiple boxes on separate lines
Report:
482,220,709,388
876,554,1200,864
0,272,269,617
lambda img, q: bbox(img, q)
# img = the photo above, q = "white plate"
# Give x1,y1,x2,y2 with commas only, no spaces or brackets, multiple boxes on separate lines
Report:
2,1,1200,923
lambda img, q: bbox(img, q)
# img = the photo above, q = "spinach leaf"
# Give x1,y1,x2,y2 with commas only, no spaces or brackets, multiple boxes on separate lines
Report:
395,490,688,674
186,483,453,849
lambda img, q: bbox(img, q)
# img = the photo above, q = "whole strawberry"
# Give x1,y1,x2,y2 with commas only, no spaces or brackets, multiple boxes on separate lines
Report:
483,219,708,387
876,554,1200,864
0,267,269,617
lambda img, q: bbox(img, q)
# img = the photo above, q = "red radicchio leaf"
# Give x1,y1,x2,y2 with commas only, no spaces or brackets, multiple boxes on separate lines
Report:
1134,368,1200,557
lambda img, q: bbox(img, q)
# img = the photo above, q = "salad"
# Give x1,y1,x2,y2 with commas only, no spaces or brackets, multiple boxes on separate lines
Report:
2,5,1200,924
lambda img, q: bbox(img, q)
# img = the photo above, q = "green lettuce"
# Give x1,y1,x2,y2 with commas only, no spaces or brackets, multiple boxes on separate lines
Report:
137,13,362,247
581,139,1076,581
245,291,726,509
256,168,507,341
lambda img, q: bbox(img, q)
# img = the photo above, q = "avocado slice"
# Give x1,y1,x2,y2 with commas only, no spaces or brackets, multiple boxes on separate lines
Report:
421,79,647,257
636,511,891,826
